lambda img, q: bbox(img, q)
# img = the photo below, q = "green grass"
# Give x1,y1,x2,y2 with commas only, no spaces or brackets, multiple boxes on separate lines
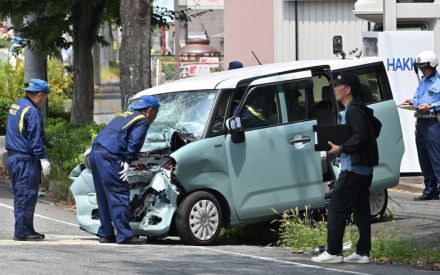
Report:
371,233,440,270
275,206,440,270
100,66,120,81
277,207,358,254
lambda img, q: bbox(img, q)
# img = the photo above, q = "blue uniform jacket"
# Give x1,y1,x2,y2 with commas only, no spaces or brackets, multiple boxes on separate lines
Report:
413,71,440,112
5,97,47,159
92,110,149,163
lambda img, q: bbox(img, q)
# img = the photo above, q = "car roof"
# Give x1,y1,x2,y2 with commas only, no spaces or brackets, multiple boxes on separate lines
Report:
133,57,382,98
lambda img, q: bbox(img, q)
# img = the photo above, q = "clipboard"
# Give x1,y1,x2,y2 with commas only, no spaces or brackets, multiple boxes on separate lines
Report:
397,103,416,111
313,124,350,151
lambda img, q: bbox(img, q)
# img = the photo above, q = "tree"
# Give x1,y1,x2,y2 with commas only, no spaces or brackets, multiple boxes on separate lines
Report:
0,1,209,124
119,3,210,107
0,0,112,125
119,0,152,104
70,1,107,125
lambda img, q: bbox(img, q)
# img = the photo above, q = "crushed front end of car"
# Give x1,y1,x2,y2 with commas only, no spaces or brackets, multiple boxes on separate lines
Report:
70,149,181,238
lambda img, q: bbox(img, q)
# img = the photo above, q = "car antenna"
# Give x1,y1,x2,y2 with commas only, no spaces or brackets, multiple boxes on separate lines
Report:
251,51,262,65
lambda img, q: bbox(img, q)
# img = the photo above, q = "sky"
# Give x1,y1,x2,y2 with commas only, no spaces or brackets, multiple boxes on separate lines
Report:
155,0,174,10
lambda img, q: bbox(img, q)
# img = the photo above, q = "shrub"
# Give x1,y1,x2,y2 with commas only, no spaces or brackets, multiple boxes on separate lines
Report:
45,117,105,200
47,58,74,113
277,207,358,254
0,59,25,101
0,58,73,133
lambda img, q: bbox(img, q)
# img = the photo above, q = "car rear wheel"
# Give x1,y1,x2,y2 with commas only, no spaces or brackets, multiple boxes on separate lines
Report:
175,191,222,245
370,189,388,219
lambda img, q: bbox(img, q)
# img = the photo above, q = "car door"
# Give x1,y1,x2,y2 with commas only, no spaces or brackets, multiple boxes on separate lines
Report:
225,71,325,220
333,63,404,193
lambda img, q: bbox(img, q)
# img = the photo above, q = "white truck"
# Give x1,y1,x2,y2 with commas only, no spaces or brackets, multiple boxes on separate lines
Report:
351,0,440,173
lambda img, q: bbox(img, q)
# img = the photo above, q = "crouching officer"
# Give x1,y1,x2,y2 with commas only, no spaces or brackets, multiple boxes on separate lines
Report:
90,95,159,244
5,79,51,241
403,50,440,201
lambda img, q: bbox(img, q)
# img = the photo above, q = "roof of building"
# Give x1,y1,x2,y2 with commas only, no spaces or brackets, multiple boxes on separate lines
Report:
133,57,382,98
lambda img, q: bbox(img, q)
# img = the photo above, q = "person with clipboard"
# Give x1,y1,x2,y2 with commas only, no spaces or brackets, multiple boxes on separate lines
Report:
402,50,440,201
312,72,379,264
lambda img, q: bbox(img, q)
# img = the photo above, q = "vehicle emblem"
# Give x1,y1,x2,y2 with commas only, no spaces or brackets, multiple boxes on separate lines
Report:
337,75,342,80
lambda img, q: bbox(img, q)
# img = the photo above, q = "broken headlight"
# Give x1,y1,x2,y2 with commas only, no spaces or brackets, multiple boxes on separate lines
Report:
83,148,92,170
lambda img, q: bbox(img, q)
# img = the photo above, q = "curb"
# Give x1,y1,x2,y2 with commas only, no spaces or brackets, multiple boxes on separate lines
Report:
391,177,424,194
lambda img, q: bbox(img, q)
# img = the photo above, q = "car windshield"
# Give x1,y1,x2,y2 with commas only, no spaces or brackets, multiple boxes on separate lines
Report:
140,89,218,152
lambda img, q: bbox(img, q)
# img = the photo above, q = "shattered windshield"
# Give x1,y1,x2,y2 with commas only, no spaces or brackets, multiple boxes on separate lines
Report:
141,90,218,152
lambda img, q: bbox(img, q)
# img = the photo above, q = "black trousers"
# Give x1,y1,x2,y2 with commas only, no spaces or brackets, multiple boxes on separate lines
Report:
327,171,372,256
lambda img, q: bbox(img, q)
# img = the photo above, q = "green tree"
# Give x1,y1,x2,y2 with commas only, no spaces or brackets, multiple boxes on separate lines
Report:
0,0,208,124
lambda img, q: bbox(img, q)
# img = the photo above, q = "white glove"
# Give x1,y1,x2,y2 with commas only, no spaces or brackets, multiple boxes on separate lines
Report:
40,159,51,176
119,162,130,182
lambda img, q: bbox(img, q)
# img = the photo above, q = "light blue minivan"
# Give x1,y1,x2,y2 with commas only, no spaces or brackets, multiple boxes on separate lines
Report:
70,58,404,245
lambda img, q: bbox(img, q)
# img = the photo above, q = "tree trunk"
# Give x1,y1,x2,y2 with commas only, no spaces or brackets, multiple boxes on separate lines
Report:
120,0,152,110
70,0,106,125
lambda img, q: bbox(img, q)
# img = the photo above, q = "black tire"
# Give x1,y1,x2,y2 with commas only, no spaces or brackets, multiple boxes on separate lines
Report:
175,191,223,245
370,189,388,219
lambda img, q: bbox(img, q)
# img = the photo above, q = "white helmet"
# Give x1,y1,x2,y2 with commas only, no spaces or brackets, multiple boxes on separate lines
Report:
415,50,438,68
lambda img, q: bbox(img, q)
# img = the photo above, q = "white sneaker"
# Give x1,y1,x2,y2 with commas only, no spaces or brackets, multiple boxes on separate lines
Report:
311,251,343,263
343,252,370,264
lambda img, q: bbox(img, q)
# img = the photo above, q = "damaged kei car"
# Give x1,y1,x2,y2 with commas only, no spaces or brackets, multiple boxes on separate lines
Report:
70,58,404,245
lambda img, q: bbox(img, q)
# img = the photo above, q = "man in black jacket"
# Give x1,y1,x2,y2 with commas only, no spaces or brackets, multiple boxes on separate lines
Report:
311,72,378,264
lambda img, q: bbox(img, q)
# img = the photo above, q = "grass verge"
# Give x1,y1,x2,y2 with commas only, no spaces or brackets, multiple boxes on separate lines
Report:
372,233,440,270
275,207,440,270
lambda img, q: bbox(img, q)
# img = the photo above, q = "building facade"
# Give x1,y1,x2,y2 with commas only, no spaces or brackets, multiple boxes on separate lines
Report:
225,0,368,66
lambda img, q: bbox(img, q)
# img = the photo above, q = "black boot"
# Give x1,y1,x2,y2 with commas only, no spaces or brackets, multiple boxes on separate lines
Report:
13,234,44,241
120,236,146,245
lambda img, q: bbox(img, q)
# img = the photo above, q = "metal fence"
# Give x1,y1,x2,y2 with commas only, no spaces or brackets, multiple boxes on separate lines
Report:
151,58,226,86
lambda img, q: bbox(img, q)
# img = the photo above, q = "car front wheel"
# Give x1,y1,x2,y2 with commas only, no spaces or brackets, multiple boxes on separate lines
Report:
175,191,223,245
370,189,388,219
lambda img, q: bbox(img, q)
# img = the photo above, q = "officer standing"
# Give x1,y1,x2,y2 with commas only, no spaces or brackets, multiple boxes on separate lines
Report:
312,73,378,264
6,79,51,241
90,95,160,245
403,50,440,201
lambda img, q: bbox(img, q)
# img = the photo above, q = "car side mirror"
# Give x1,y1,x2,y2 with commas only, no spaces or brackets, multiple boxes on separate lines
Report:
226,116,245,143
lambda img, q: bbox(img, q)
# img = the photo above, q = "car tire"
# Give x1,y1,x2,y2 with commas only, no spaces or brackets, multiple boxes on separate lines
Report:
370,189,388,219
175,191,223,245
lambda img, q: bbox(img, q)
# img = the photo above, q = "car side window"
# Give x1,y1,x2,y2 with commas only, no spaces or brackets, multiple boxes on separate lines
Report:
281,83,309,122
239,85,280,130
208,91,232,136
276,78,315,123
335,64,393,104
312,75,335,124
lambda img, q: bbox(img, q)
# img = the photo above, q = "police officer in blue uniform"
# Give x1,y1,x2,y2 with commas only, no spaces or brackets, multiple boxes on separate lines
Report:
6,79,51,241
90,95,160,244
403,50,440,201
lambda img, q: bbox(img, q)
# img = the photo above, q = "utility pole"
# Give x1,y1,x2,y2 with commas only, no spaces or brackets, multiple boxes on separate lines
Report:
384,0,397,31
23,13,48,119
174,0,180,61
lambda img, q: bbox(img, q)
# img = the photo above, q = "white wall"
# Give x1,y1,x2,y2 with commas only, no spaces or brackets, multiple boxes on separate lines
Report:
275,0,369,61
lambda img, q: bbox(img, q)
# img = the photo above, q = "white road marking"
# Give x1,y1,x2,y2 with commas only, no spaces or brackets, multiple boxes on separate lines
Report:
197,246,373,275
0,202,79,227
0,201,372,274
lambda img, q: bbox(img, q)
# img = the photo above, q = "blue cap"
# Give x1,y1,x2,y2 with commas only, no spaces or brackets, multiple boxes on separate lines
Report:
130,95,160,110
23,79,50,93
228,61,243,70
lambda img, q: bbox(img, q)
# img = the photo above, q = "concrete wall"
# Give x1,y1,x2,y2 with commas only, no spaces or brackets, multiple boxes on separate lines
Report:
224,0,275,67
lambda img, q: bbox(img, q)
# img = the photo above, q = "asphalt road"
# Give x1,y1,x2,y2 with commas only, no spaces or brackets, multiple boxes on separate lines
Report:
94,84,122,124
0,181,438,275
